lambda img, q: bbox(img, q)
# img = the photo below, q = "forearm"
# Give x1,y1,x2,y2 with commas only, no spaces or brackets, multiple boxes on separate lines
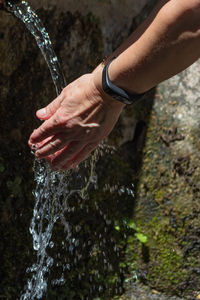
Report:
94,0,169,74
29,0,200,170
111,0,169,56
94,0,200,95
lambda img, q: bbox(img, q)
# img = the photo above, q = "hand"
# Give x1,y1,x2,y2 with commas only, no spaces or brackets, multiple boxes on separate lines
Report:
29,72,124,170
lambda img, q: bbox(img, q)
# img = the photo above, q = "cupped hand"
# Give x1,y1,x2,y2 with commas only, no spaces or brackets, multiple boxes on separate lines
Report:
29,72,124,170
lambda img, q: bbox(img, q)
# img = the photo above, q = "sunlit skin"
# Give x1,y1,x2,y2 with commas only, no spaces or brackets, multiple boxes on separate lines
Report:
29,76,124,170
29,0,200,171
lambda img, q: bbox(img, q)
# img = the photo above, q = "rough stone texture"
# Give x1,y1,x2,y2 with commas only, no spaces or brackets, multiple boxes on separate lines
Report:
118,281,183,300
128,61,200,299
32,0,148,56
1,0,200,299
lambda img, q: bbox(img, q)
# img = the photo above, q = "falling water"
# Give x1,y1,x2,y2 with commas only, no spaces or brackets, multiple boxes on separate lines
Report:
6,0,66,95
5,1,135,299
5,1,99,299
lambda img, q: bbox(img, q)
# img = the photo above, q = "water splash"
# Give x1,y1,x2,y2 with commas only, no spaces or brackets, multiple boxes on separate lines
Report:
5,1,100,298
5,1,136,299
6,0,66,95
22,156,99,299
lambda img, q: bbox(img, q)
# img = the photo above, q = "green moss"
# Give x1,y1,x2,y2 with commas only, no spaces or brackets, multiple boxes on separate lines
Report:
145,217,186,288
124,210,200,298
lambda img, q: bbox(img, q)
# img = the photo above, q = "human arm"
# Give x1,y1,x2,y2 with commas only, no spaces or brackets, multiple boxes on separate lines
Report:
29,0,200,170
103,0,200,95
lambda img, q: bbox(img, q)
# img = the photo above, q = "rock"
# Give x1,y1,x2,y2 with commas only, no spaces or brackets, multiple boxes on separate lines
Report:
1,0,199,299
129,60,200,299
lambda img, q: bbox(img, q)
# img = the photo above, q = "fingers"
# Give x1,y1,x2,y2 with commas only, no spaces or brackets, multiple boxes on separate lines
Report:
50,141,86,169
28,136,53,149
36,93,63,120
29,112,66,144
71,143,98,167
35,133,71,159
58,143,98,170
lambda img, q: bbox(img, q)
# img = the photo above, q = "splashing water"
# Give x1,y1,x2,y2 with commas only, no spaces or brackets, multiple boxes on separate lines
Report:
6,1,99,298
22,154,99,300
5,1,136,299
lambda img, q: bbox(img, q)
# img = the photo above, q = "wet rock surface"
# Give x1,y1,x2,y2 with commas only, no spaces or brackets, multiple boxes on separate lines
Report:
126,61,200,299
0,1,200,299
119,281,183,300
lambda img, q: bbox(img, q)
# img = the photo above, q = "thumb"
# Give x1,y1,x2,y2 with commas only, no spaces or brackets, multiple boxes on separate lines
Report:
36,94,63,120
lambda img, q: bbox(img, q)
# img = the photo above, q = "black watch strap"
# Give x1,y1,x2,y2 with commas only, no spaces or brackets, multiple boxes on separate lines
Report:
102,57,145,105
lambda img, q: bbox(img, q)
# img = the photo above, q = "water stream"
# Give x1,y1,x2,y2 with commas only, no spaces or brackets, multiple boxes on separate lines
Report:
6,1,100,298
6,0,66,95
5,1,135,299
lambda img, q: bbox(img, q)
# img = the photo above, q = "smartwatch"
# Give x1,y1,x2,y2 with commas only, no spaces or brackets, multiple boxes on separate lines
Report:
102,57,146,105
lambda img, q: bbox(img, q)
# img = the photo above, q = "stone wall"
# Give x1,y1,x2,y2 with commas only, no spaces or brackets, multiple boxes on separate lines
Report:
0,0,200,299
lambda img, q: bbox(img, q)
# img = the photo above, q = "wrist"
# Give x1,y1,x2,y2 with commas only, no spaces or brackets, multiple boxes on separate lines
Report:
102,57,149,105
108,54,151,95
93,65,126,109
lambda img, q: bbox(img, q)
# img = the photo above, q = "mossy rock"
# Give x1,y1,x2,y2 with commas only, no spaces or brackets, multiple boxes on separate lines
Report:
124,61,200,299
